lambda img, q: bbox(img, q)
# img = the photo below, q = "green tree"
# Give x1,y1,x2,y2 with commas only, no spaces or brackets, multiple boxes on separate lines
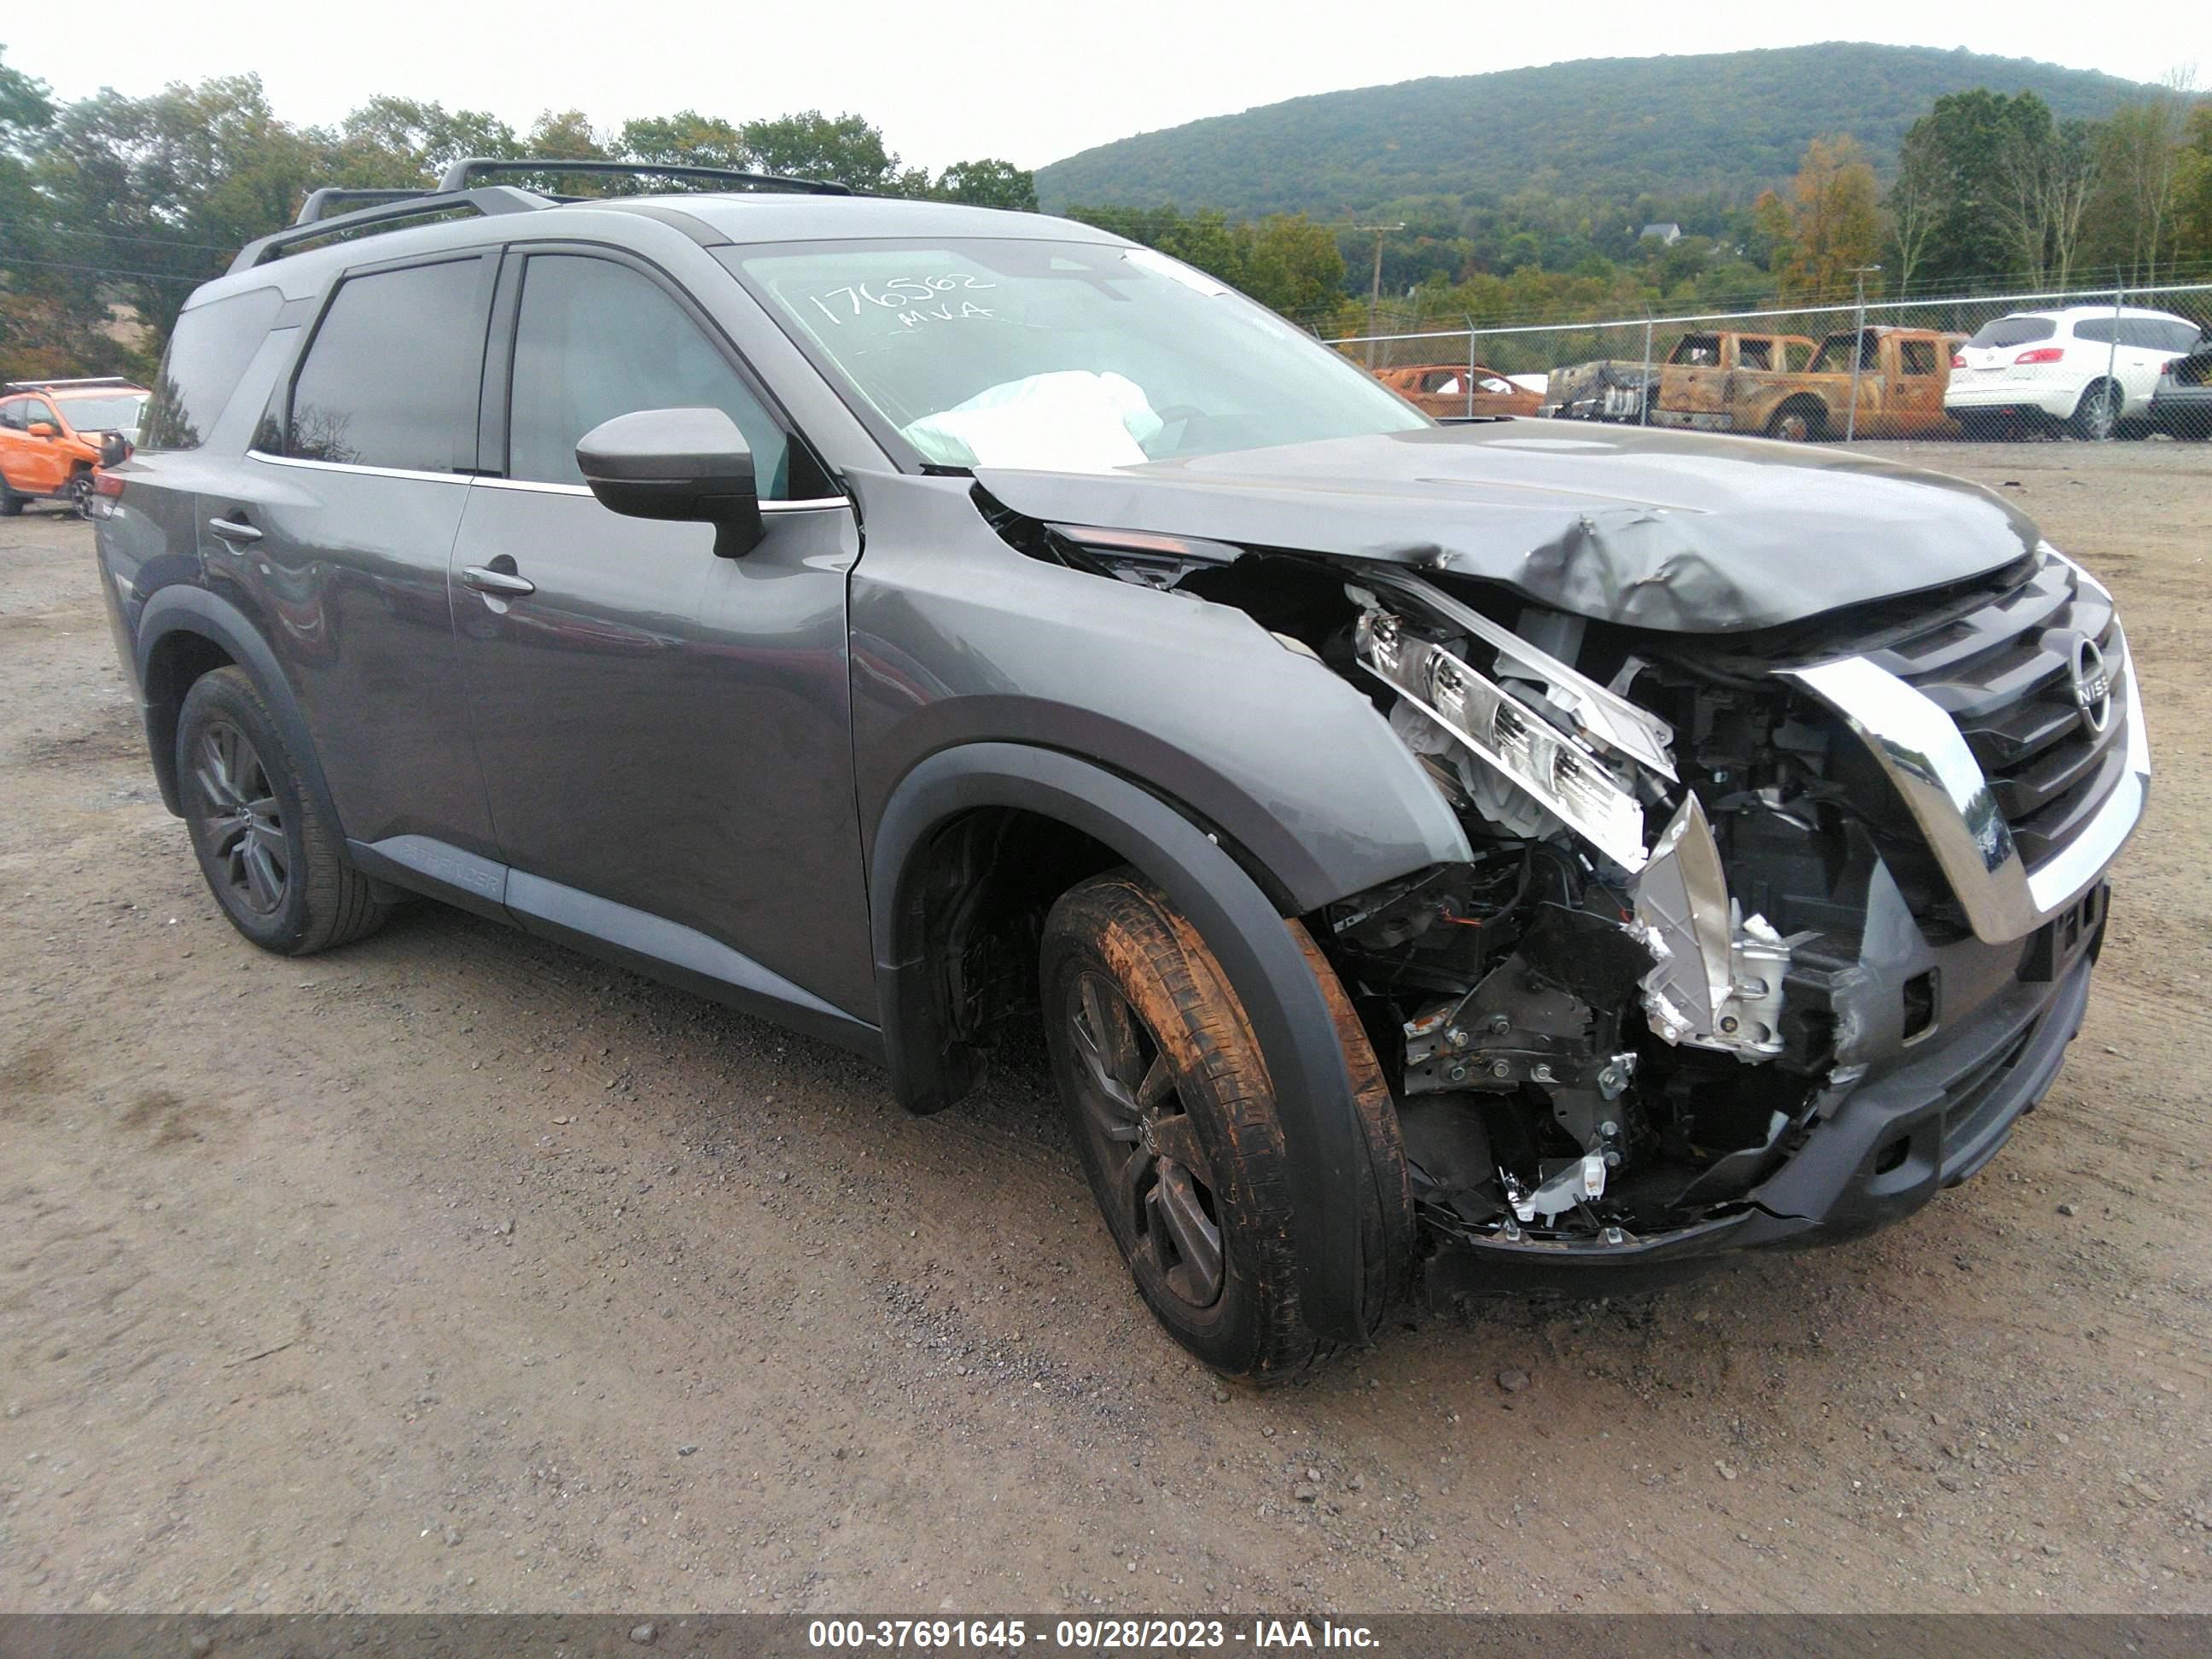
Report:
335,96,519,187
619,111,748,172
0,46,66,381
1233,213,1345,317
33,74,325,341
2082,85,2195,285
739,111,899,192
933,158,1036,211
1901,89,2056,286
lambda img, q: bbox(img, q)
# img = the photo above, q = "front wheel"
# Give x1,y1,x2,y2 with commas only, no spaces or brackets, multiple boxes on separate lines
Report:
66,472,96,519
1040,871,1413,1380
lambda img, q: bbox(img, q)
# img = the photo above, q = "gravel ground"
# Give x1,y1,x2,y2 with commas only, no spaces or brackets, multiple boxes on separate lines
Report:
1,438,2208,1615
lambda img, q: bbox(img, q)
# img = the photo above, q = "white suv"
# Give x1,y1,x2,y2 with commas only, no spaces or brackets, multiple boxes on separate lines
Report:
1945,305,2203,439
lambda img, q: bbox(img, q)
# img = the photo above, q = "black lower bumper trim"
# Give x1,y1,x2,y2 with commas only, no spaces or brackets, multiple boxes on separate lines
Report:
1441,910,2102,1268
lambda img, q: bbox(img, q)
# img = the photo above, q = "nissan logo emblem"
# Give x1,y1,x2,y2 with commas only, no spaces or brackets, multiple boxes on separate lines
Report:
2069,635,2113,733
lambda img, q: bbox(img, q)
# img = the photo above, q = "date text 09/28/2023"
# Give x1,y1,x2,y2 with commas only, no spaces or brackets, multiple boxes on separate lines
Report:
806,1616,1382,1650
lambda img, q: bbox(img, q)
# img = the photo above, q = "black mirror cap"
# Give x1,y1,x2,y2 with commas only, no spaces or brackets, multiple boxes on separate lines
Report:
575,406,763,557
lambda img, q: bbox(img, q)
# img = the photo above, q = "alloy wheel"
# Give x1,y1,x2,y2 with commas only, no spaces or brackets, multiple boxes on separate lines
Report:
193,721,288,916
1066,970,1225,1310
67,474,96,519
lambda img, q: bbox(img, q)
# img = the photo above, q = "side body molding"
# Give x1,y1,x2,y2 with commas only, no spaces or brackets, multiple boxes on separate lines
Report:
134,584,344,835
868,741,1377,1343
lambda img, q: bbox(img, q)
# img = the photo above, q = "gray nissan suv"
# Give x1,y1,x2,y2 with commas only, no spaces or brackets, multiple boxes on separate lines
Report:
92,161,2151,1378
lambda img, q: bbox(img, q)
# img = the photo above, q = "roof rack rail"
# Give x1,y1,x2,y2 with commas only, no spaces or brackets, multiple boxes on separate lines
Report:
434,156,853,196
230,158,856,276
228,185,552,274
5,375,140,391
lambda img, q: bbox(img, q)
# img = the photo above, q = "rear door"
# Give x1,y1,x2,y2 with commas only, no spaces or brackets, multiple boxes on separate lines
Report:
449,246,873,1018
0,397,30,494
6,396,68,495
1890,335,1947,434
201,251,499,861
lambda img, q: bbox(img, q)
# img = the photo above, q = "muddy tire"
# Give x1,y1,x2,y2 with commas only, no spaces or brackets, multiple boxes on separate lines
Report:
1040,870,1414,1381
177,667,388,957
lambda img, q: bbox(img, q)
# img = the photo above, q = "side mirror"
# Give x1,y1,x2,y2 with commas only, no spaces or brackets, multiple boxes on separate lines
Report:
99,432,131,469
575,406,762,558
26,422,55,439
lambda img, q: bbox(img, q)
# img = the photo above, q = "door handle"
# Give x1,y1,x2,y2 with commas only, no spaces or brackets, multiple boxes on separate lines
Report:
208,516,262,545
463,564,536,598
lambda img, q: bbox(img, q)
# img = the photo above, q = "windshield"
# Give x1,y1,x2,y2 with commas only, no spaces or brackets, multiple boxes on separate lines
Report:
725,238,1427,471
1966,317,2057,350
57,393,148,432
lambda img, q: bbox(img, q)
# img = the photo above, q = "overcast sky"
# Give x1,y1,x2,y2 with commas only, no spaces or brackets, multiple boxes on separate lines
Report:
4,3,2205,173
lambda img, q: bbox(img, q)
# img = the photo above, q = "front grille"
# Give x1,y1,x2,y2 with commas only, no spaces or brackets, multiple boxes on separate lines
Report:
1860,554,2130,867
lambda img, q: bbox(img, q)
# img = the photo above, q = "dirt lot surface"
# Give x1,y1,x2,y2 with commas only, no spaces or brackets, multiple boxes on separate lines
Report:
2,439,2209,1616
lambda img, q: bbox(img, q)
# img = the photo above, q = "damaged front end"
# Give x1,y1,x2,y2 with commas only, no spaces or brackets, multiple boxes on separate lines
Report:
987,491,2148,1264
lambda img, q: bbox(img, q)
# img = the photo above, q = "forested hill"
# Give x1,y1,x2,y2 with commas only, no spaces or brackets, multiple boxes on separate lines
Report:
1034,44,2146,217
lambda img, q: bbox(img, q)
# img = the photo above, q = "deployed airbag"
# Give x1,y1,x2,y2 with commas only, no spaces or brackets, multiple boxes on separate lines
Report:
906,371,1164,472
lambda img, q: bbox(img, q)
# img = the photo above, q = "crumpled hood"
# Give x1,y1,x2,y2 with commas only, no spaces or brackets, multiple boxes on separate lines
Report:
975,423,2040,633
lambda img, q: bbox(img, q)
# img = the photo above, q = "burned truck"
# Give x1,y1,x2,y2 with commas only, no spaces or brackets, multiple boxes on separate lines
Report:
1651,325,1962,440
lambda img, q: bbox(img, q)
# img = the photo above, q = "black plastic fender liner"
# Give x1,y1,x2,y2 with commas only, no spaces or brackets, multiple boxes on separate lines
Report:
869,741,1377,1343
133,584,346,841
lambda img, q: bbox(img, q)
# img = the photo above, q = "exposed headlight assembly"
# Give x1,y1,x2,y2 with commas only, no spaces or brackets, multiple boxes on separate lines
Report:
1356,608,1651,872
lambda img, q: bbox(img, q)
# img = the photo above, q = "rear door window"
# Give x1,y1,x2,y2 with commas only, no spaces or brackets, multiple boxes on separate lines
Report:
282,258,487,472
1738,338,1773,370
140,286,284,451
1901,339,1939,375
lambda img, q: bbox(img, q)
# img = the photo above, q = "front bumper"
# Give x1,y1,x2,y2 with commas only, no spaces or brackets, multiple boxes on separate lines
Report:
1447,891,2105,1266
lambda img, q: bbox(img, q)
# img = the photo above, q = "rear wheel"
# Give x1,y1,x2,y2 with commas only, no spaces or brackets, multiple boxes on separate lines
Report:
0,473,22,516
1764,400,1824,442
1040,870,1413,1381
178,667,388,956
2069,380,2122,441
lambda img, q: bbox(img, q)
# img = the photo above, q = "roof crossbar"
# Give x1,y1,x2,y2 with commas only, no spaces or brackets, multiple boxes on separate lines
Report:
228,185,552,273
435,157,853,196
294,187,434,226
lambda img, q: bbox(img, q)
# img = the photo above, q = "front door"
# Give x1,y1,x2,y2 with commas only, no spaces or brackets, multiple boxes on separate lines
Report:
451,248,874,1019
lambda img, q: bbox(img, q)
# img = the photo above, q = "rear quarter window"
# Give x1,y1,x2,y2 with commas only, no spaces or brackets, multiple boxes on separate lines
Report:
139,287,285,452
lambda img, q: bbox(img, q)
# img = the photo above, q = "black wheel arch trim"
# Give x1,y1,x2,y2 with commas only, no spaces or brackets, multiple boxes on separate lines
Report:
868,739,1380,1343
134,584,344,839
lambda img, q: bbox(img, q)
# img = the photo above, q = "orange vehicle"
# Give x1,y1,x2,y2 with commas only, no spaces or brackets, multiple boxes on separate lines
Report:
1375,362,1542,419
0,378,151,517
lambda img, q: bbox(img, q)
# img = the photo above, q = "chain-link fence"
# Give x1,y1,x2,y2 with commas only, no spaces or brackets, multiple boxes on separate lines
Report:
1331,282,2212,443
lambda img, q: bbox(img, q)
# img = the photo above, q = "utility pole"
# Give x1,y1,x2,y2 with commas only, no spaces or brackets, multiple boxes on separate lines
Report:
1844,265,1881,444
1353,224,1404,368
